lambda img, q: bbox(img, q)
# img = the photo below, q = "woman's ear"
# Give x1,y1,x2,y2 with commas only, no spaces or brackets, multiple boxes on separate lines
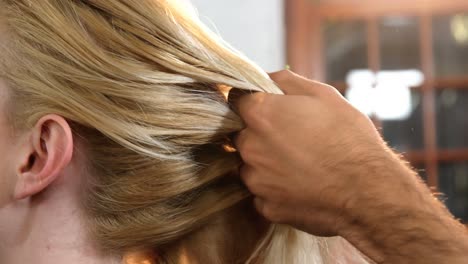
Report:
13,114,74,200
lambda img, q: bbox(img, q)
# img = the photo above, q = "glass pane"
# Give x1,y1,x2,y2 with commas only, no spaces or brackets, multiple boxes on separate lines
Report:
382,90,424,151
436,89,468,148
324,20,368,82
379,16,421,70
433,13,468,77
439,162,468,222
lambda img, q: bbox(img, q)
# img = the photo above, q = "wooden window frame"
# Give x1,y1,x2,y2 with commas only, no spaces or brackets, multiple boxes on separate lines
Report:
286,0,468,221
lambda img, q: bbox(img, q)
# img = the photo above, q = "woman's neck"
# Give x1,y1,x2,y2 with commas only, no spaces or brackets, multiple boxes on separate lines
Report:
0,176,121,264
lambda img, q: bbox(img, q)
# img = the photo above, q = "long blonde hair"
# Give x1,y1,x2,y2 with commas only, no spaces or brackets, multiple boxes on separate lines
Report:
0,0,362,263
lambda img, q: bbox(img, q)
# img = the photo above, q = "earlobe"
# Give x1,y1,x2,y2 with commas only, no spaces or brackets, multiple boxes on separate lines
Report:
13,115,74,200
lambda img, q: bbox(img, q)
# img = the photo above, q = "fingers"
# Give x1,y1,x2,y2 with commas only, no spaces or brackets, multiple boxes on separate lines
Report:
239,164,263,193
239,164,255,190
228,88,266,120
254,197,286,223
240,165,289,224
227,87,250,113
229,70,339,120
228,70,340,128
230,92,278,132
268,70,340,97
234,127,268,162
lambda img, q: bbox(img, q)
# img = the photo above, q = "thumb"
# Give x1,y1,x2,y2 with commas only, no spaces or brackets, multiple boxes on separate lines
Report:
268,70,337,97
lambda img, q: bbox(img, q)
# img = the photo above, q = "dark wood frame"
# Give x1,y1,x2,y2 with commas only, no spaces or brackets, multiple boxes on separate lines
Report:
286,0,468,191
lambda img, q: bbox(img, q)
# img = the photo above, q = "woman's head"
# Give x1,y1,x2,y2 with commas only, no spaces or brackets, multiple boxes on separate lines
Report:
0,0,327,263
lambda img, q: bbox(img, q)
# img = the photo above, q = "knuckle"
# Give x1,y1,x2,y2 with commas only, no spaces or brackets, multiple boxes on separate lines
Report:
240,167,267,195
269,70,294,83
261,204,283,223
243,94,274,132
248,181,266,196
239,166,257,188
310,81,341,97
234,129,249,151
239,150,255,165
237,142,257,164
242,93,265,121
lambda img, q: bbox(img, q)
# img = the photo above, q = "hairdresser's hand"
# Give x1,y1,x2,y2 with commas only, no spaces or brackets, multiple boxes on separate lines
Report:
232,70,468,264
232,70,388,235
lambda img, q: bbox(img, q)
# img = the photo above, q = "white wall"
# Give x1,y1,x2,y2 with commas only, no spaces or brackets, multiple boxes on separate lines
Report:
189,0,285,72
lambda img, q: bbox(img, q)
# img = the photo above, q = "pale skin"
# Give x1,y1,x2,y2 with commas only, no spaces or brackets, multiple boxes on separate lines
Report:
232,70,468,264
0,80,163,263
0,80,125,264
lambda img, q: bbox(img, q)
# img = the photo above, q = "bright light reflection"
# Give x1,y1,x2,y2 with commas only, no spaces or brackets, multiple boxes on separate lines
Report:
346,69,424,121
451,15,468,45
346,70,375,116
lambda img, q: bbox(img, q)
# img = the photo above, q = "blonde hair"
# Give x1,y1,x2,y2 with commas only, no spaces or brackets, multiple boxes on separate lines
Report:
0,0,364,263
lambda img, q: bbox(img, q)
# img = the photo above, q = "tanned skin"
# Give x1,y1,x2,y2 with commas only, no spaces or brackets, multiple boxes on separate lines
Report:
232,70,468,264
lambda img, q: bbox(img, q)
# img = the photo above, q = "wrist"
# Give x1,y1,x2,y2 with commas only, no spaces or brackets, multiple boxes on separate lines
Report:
337,150,468,263
340,206,468,264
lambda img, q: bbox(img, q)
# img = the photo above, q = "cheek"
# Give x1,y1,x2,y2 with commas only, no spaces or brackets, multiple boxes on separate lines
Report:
1,81,16,205
0,84,18,207
0,151,16,208
0,135,17,208
0,161,16,208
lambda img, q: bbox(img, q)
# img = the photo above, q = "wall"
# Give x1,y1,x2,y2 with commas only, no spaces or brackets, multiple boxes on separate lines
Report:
189,0,286,72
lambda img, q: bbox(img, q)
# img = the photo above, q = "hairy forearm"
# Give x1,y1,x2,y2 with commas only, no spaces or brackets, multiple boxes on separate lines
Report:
340,150,468,264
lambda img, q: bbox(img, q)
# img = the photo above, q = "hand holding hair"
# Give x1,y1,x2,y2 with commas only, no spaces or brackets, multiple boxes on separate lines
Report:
232,70,468,264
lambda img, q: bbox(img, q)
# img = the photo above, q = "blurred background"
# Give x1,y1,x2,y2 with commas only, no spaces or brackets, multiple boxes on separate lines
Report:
190,0,468,224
